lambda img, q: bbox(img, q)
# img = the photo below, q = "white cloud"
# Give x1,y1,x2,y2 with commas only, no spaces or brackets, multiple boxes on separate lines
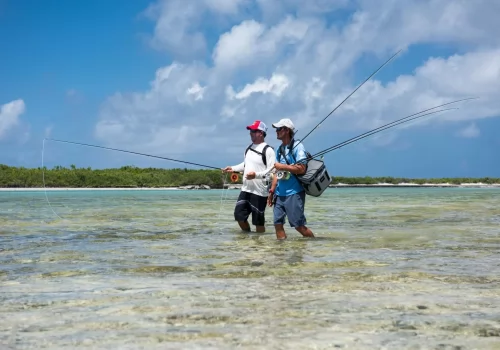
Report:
232,74,290,100
221,73,290,120
94,62,235,156
213,20,265,68
256,0,351,23
212,16,309,70
94,0,500,165
142,0,249,60
0,99,26,140
457,123,480,138
336,0,500,57
143,0,207,58
204,0,248,14
329,48,500,133
186,82,206,101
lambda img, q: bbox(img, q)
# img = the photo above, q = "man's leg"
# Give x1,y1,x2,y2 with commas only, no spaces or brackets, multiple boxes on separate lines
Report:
250,193,268,233
234,192,251,232
295,225,314,237
238,221,251,232
274,224,287,240
288,191,314,238
255,225,265,233
273,196,287,240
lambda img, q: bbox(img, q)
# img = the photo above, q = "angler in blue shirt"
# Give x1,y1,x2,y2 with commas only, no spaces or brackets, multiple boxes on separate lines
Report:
267,118,315,240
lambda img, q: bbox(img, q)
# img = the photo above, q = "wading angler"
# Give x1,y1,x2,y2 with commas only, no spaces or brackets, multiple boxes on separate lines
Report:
222,120,275,233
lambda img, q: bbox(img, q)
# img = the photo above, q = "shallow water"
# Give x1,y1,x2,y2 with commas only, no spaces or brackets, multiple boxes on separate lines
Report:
1,188,499,349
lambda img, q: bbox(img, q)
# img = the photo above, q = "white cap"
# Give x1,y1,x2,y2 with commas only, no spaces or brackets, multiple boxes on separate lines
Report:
272,118,295,131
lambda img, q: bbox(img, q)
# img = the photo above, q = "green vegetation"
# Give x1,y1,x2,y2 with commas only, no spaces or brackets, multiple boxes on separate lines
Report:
331,176,500,185
0,164,225,188
0,164,499,188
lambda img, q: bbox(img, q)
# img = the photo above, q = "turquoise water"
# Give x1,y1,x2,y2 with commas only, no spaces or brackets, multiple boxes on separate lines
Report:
1,188,499,349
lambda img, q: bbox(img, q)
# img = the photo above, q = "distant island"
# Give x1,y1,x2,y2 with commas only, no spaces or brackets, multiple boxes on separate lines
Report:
1,164,499,190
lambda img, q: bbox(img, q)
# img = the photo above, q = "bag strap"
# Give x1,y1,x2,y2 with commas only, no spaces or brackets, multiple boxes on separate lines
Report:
279,139,297,165
261,145,270,166
246,144,273,166
279,140,314,185
279,143,303,185
279,145,290,165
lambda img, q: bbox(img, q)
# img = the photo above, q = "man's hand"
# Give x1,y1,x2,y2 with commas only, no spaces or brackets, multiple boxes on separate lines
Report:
245,171,256,180
267,193,274,207
221,166,233,173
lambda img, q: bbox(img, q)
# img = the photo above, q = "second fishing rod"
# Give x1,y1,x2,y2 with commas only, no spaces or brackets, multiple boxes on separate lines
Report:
310,97,478,161
265,100,467,174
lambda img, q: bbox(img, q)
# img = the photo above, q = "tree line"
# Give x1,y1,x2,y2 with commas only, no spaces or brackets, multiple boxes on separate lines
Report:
0,164,499,188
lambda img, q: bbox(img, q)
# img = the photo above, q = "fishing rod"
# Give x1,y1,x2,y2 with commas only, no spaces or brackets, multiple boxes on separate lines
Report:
43,138,221,170
293,49,403,150
311,97,478,160
311,107,457,160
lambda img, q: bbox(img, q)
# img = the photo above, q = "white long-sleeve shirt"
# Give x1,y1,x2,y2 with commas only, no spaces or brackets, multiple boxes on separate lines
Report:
231,142,275,197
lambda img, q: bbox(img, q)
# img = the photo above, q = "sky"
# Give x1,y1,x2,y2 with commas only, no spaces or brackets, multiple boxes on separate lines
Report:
1,0,499,178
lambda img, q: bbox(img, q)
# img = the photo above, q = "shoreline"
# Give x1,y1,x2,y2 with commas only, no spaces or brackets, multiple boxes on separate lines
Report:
1,183,500,191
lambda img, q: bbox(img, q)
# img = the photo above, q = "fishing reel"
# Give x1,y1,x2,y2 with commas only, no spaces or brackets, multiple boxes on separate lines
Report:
266,171,291,182
230,173,240,183
275,171,291,180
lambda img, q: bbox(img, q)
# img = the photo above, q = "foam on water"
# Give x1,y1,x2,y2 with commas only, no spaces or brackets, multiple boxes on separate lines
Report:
1,188,499,349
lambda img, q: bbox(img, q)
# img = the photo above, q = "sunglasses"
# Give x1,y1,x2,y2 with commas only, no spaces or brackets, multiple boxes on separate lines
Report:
275,127,286,132
249,130,261,133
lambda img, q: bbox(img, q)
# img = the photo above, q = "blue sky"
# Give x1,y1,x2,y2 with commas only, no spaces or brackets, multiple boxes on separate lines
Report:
1,0,499,178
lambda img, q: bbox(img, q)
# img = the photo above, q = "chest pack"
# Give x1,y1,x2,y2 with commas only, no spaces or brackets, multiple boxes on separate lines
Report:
279,141,332,197
245,144,273,166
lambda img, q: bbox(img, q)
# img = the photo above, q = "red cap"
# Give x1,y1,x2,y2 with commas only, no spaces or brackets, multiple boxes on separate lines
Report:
246,120,267,132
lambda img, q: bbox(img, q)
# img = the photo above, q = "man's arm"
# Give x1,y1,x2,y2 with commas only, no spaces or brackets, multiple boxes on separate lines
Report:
276,163,306,175
274,144,307,175
230,161,245,172
267,173,278,206
222,161,244,172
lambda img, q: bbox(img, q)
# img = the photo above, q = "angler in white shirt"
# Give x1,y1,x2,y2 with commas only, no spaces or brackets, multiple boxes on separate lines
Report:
222,120,275,233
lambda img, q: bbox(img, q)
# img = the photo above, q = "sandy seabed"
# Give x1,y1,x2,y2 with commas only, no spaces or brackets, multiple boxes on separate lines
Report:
1,187,500,349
